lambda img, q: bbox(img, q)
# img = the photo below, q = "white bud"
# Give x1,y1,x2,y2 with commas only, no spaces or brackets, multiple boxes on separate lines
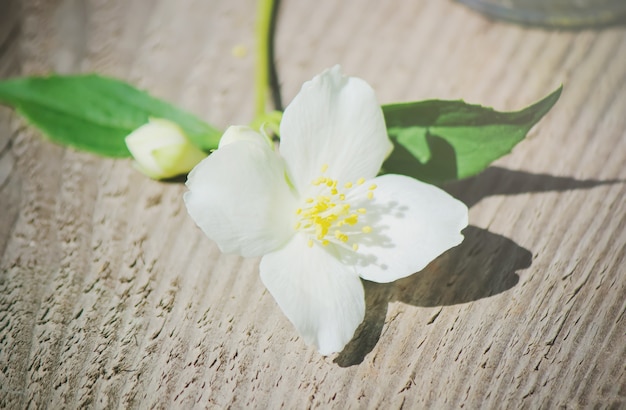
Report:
125,118,207,179
218,125,274,149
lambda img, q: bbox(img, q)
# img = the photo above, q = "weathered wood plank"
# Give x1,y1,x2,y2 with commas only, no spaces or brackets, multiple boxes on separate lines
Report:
1,0,625,408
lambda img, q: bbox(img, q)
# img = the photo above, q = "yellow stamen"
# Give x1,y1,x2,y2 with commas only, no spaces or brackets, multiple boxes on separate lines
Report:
295,173,375,252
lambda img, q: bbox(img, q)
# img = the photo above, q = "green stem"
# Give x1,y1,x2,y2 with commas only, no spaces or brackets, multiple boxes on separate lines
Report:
268,0,283,111
255,0,275,117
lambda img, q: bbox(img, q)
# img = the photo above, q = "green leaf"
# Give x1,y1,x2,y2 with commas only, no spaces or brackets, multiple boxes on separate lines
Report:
0,75,222,157
382,86,562,184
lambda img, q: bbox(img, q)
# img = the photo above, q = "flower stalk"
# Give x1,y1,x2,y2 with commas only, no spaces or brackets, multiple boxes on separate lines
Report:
254,0,275,118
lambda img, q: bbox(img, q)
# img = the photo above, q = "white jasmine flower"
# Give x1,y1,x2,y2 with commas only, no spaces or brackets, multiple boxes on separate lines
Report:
125,118,207,179
184,66,468,355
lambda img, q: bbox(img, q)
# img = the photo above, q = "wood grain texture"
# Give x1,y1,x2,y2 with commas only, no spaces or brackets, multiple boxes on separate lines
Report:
1,0,625,408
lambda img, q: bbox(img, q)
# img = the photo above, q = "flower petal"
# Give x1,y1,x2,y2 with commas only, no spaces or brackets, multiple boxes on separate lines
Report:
260,234,365,355
348,174,468,283
184,129,297,257
279,65,392,192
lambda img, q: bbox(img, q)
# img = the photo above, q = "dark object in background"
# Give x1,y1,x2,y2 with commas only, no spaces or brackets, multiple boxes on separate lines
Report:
457,0,626,28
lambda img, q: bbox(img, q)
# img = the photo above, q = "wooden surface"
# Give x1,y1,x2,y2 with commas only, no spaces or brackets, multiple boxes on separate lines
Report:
1,0,625,408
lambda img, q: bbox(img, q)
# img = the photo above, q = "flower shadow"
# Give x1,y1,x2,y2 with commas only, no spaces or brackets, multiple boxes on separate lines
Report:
334,225,530,367
334,165,622,366
444,166,624,208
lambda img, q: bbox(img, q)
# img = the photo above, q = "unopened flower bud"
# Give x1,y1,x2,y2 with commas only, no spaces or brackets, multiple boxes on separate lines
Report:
218,125,273,148
125,118,207,179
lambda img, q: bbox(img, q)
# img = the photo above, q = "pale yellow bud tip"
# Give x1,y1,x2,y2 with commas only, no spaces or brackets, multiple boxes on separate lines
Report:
125,118,207,180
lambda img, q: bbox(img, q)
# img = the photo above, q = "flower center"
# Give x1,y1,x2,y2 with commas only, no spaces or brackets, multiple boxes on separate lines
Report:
294,164,376,251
